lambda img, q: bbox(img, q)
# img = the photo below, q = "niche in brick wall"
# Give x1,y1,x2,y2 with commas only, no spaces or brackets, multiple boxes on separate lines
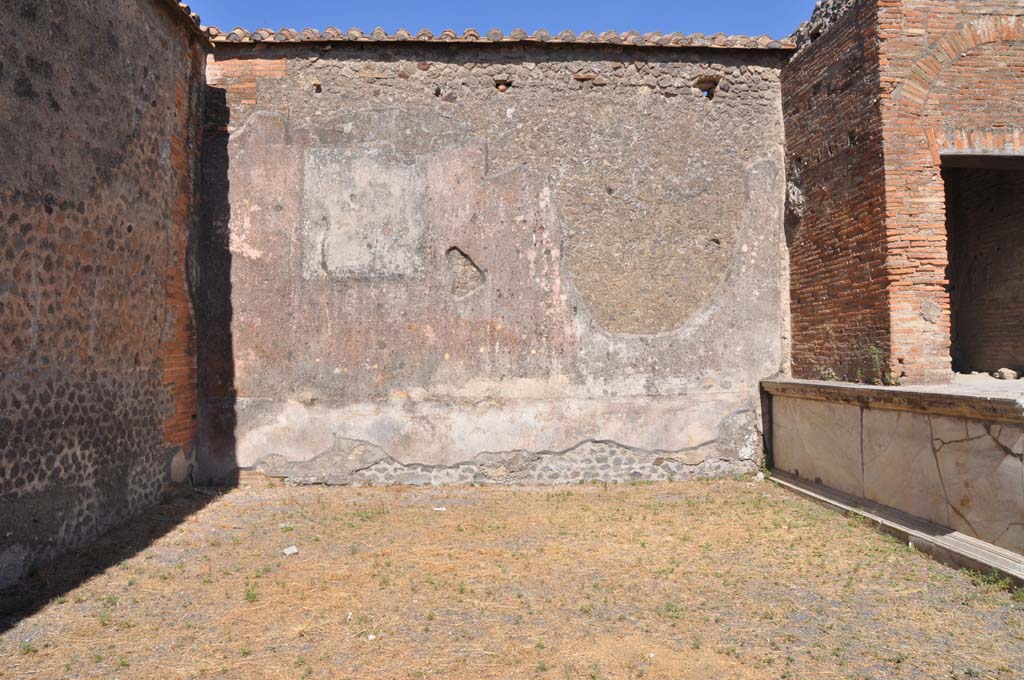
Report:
943,156,1024,374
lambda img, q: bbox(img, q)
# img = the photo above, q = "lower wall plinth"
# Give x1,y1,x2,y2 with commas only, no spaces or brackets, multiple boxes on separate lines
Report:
215,392,765,486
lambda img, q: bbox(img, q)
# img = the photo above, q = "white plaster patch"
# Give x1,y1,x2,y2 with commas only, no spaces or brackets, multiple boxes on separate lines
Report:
302,149,426,279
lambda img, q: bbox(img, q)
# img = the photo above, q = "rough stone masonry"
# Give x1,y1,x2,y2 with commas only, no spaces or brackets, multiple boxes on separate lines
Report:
197,38,792,485
0,0,207,588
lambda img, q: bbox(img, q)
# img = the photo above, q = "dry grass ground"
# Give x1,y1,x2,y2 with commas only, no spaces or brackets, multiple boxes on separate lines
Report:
1,477,1023,679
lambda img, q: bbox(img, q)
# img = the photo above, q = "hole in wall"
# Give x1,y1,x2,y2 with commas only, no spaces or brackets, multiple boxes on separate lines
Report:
494,78,512,92
694,77,719,100
446,247,485,298
312,81,322,94
432,83,457,102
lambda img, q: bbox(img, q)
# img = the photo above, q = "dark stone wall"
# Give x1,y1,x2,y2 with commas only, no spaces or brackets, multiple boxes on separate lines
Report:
0,0,206,588
199,43,790,484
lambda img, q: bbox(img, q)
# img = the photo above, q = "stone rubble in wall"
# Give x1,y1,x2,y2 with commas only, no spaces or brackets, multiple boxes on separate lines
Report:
211,44,783,485
278,52,783,109
255,440,758,487
791,0,861,50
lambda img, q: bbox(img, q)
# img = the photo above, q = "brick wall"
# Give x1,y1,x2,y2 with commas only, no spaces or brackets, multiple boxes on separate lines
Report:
785,0,1024,384
0,1,206,588
783,0,891,382
879,1,1024,383
163,40,206,481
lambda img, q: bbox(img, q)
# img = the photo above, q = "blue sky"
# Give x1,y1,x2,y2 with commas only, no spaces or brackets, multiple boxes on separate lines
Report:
190,0,819,41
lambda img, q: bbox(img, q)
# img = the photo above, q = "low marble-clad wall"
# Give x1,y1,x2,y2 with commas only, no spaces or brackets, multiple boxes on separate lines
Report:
764,379,1024,555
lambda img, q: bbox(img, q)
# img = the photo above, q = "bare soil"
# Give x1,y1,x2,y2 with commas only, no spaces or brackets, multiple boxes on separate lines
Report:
2,477,1022,679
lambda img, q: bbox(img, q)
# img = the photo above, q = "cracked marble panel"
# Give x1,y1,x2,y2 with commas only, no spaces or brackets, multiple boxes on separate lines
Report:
862,410,949,528
771,394,1024,556
933,415,1024,554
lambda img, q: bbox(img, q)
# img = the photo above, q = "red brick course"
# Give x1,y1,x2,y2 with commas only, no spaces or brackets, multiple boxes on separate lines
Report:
161,39,207,487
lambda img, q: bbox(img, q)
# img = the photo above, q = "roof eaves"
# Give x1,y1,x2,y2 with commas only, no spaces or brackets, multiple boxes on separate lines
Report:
203,26,797,51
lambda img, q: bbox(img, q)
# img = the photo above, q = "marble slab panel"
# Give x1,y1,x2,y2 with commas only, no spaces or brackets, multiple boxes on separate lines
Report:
772,396,863,497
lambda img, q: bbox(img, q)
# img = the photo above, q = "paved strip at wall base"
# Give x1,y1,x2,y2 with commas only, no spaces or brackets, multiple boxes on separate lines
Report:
771,470,1024,585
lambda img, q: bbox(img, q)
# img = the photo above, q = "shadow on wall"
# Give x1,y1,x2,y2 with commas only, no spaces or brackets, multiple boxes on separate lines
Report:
195,85,239,484
0,85,239,631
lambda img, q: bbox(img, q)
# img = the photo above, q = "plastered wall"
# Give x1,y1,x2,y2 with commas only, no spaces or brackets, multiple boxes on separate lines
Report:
198,43,791,484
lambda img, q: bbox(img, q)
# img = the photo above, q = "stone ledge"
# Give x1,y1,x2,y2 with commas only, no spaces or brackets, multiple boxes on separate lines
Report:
763,378,1024,424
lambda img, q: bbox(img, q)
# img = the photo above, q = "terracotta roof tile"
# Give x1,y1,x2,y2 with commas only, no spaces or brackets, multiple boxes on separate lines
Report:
203,26,796,50
157,1,207,41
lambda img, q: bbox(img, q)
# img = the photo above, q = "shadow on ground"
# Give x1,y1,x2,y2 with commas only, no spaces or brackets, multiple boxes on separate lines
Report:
0,486,232,634
2,481,1021,679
